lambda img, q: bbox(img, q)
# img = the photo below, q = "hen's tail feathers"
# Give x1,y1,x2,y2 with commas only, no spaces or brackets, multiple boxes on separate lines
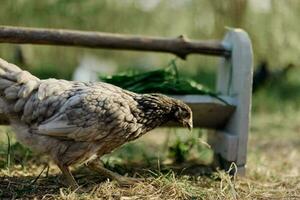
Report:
0,58,40,113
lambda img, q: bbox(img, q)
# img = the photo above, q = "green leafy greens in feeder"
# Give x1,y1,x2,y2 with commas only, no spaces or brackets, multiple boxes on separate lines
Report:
100,61,227,104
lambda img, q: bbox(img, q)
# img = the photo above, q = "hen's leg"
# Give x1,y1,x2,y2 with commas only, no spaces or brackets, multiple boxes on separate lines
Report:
57,163,79,189
87,160,139,186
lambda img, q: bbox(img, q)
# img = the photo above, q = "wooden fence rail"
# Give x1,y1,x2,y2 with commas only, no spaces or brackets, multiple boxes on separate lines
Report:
0,26,230,59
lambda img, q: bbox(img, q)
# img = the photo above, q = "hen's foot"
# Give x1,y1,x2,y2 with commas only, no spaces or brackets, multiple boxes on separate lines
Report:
114,176,142,186
87,160,142,186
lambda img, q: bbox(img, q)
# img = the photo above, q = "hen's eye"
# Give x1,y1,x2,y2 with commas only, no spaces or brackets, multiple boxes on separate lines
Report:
182,111,189,118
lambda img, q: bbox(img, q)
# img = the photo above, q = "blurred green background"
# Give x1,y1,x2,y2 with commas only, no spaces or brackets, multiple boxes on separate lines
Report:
0,0,299,112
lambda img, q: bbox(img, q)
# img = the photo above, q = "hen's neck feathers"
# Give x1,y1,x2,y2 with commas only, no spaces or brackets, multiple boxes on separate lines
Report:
133,94,176,130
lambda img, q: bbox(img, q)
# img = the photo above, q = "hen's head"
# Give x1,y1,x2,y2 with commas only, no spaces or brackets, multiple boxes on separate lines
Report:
138,93,193,130
172,100,193,131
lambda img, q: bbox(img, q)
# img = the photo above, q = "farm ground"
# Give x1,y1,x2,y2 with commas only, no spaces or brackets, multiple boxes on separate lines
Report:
0,108,299,199
1,69,300,200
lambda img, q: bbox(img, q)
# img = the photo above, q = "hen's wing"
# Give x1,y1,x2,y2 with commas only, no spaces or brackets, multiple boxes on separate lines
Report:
33,83,142,142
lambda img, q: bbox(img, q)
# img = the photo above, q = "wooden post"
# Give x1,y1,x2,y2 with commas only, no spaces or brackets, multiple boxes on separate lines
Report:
208,29,253,175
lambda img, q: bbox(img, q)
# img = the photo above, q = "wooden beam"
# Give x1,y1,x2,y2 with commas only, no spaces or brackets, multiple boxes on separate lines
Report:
169,95,236,128
0,26,230,59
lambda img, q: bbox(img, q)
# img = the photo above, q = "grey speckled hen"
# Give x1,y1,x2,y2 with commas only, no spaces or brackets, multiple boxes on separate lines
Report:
0,58,193,189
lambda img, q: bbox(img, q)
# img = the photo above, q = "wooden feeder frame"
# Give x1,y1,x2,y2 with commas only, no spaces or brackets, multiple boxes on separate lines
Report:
0,26,253,175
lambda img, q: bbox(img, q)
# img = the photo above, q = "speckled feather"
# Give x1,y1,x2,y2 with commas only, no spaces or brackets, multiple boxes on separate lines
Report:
0,58,192,167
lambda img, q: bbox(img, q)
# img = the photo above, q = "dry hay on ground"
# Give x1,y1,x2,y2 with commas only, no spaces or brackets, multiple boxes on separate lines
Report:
0,112,299,199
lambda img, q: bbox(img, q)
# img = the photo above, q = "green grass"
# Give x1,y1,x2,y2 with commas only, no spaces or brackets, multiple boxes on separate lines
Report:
252,66,300,112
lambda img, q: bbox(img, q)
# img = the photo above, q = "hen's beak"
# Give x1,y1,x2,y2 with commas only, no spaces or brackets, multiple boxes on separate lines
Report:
183,119,193,131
